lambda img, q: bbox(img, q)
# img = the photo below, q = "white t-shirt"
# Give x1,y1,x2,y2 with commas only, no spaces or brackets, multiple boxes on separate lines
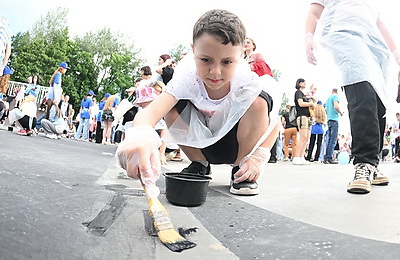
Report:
60,102,68,117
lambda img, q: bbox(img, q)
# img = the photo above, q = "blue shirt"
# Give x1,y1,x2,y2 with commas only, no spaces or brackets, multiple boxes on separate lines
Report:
113,96,120,107
48,106,63,125
96,100,107,121
25,84,41,97
80,97,93,119
51,73,62,86
326,94,339,121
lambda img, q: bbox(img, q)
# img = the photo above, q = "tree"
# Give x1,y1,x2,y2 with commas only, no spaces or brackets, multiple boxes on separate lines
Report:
169,44,190,63
9,8,144,112
75,28,143,97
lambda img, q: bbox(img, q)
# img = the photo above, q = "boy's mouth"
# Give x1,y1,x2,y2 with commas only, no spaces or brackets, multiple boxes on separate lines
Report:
208,78,222,84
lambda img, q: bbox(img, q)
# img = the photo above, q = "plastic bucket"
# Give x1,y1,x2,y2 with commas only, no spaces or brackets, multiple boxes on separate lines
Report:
164,172,212,207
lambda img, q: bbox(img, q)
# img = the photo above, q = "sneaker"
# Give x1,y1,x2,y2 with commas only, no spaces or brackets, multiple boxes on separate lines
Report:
181,161,211,176
292,157,307,165
268,158,277,163
323,159,338,164
46,134,57,139
301,158,311,165
370,166,389,186
282,157,290,162
347,163,373,194
17,129,27,136
26,130,33,136
229,166,259,195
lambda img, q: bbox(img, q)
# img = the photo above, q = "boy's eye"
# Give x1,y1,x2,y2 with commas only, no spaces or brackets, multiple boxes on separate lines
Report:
201,58,211,62
222,60,232,65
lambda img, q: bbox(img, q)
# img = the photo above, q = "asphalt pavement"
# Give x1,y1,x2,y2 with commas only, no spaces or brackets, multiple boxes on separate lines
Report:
0,128,399,260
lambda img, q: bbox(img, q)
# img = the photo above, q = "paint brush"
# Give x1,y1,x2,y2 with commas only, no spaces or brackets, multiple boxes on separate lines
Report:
141,182,196,252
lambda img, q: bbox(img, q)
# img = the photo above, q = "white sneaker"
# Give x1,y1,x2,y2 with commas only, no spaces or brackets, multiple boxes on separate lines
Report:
292,157,305,165
46,134,57,139
302,158,311,165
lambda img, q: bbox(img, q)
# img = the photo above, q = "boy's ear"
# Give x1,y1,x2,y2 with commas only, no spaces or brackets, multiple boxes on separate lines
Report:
190,43,194,52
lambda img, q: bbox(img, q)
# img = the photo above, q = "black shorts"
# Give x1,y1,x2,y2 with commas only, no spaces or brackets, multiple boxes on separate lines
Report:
174,91,273,164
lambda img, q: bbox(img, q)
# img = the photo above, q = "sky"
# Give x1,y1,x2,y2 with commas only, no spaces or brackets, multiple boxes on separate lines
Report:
3,0,400,130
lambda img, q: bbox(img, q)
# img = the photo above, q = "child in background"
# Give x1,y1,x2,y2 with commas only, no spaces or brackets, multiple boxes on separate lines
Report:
116,9,281,196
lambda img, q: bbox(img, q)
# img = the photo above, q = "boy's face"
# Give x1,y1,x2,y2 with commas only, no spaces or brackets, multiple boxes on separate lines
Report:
192,33,242,98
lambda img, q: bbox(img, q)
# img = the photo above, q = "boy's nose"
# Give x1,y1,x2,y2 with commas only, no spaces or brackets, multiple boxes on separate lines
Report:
209,64,222,75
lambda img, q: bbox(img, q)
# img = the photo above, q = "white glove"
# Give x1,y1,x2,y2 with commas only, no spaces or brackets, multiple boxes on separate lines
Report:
393,50,400,67
305,33,317,65
233,147,271,183
115,125,162,195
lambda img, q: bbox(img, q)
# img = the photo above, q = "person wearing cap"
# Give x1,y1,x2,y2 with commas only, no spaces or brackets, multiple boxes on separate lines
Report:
48,62,70,104
95,93,110,144
74,90,95,141
0,17,11,78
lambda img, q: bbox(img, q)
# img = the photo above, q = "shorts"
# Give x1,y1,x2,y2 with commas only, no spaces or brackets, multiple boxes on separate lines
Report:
296,116,312,130
102,109,114,122
174,90,273,164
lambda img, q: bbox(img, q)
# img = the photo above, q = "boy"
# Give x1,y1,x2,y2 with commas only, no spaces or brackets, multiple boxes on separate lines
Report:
116,9,280,196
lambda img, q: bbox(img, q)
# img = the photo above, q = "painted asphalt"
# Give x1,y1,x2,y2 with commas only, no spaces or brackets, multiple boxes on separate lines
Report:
1,128,399,259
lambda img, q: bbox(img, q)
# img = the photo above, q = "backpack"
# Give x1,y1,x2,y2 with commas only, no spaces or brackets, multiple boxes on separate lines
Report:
288,106,297,126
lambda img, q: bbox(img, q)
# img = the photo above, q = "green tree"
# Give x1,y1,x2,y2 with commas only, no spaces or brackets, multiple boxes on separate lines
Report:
9,7,144,111
75,28,143,97
169,44,190,63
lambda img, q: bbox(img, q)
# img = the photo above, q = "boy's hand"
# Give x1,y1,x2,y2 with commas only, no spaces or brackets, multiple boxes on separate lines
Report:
115,126,162,187
234,147,271,183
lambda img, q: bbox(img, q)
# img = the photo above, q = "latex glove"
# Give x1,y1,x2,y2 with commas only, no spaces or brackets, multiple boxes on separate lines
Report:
115,125,162,191
234,147,271,183
305,33,317,65
393,50,400,67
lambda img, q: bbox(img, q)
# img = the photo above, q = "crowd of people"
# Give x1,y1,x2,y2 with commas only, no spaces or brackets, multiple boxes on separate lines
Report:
1,5,400,197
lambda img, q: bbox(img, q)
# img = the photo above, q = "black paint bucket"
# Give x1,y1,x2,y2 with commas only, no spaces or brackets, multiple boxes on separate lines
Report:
164,172,212,207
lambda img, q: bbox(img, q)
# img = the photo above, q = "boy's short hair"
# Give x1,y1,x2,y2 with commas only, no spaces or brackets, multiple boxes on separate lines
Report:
192,9,246,46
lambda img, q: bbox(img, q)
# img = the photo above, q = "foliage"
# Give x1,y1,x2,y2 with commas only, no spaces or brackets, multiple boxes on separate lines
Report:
9,7,144,113
169,44,190,64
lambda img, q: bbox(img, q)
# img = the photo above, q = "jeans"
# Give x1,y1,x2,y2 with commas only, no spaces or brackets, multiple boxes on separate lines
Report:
324,120,339,161
75,118,90,140
36,113,45,129
344,81,385,166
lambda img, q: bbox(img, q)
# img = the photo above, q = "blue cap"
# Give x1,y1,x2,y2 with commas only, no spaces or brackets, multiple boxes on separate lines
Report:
104,93,111,98
0,93,3,99
59,62,70,69
88,90,96,96
317,100,322,105
3,66,13,75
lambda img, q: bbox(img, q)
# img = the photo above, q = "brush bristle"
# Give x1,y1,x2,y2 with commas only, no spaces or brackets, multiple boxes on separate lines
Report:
147,196,196,252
